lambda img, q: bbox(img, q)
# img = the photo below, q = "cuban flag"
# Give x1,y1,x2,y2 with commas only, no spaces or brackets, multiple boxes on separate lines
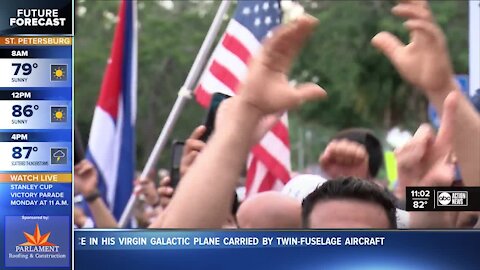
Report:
86,0,137,220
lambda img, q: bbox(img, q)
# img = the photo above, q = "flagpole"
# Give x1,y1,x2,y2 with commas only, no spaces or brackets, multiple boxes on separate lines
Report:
118,0,232,228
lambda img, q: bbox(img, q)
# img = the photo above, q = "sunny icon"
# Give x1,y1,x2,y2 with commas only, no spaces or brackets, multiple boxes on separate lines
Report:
52,66,65,80
53,108,65,121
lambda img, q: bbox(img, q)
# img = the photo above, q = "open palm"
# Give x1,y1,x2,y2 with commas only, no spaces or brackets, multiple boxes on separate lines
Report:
372,0,455,96
237,15,327,115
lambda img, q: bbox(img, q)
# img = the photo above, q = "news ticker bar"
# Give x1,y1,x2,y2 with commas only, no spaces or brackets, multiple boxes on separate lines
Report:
74,231,480,270
406,187,480,211
74,230,480,270
73,230,475,251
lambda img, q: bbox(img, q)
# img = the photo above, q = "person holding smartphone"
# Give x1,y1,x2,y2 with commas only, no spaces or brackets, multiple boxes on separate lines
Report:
151,124,240,229
168,93,231,189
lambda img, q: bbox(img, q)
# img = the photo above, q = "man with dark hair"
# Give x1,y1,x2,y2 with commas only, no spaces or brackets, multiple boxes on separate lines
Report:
302,177,397,229
319,128,383,180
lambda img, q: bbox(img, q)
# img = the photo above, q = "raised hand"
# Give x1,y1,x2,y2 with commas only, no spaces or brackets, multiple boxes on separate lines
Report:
237,15,327,116
319,139,370,180
74,159,99,197
394,91,456,199
371,0,457,111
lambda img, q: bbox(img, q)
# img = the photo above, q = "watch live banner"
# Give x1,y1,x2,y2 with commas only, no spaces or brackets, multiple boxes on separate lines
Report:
75,230,480,270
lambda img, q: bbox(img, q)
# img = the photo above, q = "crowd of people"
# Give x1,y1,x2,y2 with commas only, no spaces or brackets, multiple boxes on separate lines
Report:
74,0,480,230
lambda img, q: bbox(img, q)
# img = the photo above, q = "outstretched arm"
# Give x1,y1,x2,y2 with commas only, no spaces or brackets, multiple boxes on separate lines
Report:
158,15,326,228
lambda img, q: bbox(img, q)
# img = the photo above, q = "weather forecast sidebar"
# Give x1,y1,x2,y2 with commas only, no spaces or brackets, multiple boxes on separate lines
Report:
0,0,73,269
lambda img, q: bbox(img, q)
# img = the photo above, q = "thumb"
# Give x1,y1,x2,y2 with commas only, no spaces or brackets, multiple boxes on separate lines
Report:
371,31,405,65
294,83,327,106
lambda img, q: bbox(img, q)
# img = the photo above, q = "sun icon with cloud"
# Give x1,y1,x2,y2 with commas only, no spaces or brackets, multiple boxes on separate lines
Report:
52,66,66,80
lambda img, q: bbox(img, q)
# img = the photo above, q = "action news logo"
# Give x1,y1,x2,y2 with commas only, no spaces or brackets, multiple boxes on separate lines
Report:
437,191,468,207
5,216,69,267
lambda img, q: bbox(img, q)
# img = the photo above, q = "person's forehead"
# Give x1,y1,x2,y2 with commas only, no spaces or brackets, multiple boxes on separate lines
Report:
308,198,390,228
312,199,385,214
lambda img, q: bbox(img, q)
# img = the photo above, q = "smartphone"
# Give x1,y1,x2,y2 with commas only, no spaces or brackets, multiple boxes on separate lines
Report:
199,92,231,142
74,125,85,165
170,141,185,189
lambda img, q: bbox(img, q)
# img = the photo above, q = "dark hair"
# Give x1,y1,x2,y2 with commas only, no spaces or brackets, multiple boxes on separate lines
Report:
301,177,397,228
332,128,383,178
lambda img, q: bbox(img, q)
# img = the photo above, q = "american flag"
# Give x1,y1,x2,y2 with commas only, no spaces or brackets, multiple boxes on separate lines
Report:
195,0,291,197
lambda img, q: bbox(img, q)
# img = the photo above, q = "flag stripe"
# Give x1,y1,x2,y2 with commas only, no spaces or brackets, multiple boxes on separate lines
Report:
114,0,136,219
226,19,261,56
195,85,211,108
259,129,290,167
201,71,236,97
270,121,290,147
251,144,290,183
87,107,119,207
222,33,251,65
258,171,276,193
245,156,258,195
110,98,126,209
96,1,126,119
215,45,248,80
246,158,268,196
210,60,240,92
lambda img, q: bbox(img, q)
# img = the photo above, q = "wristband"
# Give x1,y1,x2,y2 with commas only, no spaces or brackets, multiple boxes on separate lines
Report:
84,190,101,203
